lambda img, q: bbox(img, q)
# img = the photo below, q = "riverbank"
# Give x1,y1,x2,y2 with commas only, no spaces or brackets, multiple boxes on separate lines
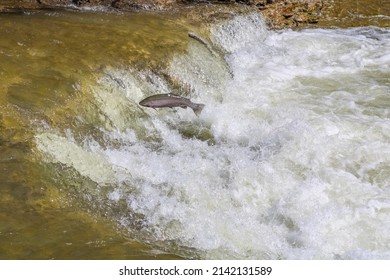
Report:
0,0,326,29
2,1,389,29
3,1,389,29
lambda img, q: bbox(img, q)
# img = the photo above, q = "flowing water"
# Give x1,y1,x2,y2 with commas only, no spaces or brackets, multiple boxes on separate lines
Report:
1,6,390,259
320,0,390,28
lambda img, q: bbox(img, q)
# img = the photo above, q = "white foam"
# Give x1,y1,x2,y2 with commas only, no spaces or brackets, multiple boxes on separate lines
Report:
35,15,390,259
210,12,268,54
35,132,117,185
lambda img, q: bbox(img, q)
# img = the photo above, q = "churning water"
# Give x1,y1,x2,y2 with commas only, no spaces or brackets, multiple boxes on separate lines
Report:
4,9,389,259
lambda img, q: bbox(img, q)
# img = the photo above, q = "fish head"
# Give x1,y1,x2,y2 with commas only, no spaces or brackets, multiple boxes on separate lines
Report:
139,98,152,107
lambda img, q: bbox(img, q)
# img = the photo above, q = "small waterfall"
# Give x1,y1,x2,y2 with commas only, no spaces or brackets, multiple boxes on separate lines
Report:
33,11,390,259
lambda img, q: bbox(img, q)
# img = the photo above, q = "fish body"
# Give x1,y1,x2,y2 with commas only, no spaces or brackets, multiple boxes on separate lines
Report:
139,94,205,116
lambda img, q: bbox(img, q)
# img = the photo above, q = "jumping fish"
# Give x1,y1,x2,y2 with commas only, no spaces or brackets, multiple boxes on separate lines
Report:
139,93,205,116
188,32,217,57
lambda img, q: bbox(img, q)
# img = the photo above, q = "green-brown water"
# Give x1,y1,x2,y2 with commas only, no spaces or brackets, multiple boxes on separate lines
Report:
319,0,389,27
1,2,389,259
0,9,195,259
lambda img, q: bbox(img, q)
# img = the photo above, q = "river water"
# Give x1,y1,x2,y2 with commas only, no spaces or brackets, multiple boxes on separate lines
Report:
1,6,389,259
320,0,390,27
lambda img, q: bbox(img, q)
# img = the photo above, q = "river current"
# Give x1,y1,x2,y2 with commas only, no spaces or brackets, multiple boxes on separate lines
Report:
1,8,389,259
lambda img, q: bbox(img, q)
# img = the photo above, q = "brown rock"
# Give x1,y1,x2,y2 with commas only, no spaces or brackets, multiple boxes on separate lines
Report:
112,0,178,10
0,0,327,29
72,0,113,7
38,0,71,5
0,0,40,10
282,6,294,18
260,0,324,29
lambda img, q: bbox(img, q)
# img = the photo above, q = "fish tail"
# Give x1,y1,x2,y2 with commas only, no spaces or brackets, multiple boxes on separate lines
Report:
191,103,205,116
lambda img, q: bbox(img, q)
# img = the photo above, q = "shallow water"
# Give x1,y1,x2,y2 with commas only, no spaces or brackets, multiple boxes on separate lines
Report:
1,7,390,259
320,0,390,28
0,9,193,259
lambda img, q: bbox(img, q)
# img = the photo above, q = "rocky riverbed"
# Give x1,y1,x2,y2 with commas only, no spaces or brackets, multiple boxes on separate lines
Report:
2,1,390,29
2,1,389,29
0,0,327,29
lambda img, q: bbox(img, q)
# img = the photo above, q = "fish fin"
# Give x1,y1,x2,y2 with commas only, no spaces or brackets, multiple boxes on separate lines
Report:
192,103,205,117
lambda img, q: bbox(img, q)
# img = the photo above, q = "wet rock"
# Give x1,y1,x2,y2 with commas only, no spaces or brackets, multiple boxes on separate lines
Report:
0,0,327,29
259,0,324,29
112,0,178,10
38,0,72,5
0,0,40,10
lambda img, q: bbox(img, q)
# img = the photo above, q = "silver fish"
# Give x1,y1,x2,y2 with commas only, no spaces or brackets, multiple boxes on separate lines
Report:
139,94,205,116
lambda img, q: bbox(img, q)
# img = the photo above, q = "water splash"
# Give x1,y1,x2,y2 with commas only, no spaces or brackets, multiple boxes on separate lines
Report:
35,13,390,259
